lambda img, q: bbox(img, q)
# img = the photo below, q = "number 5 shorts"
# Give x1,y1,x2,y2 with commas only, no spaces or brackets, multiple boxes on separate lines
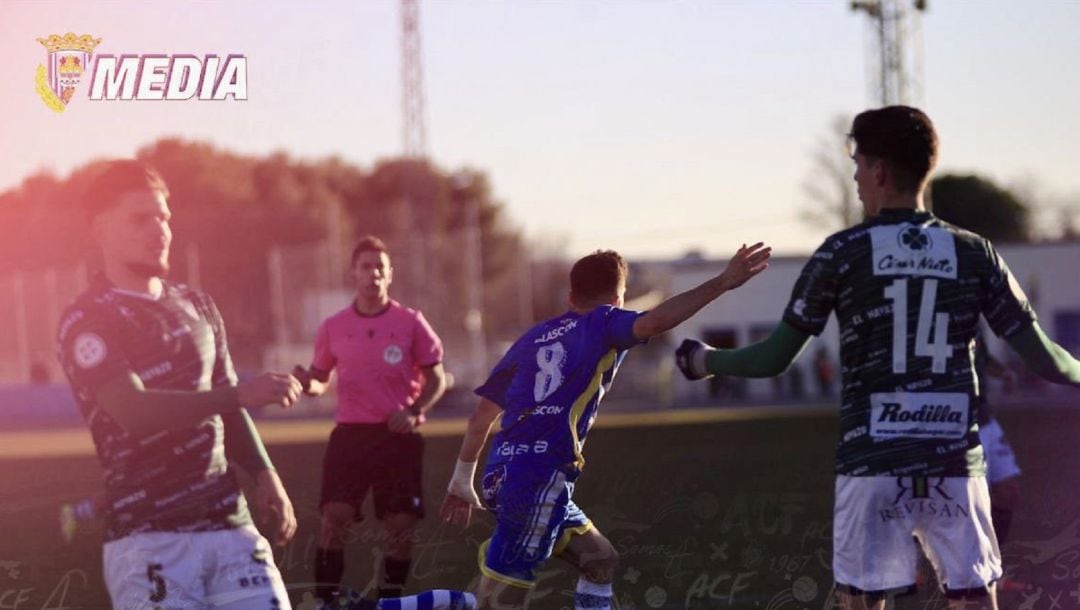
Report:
832,475,1001,599
478,463,593,588
102,525,291,609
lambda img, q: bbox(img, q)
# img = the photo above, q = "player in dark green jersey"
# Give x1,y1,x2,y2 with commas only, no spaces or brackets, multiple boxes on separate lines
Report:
676,107,1080,610
57,160,303,609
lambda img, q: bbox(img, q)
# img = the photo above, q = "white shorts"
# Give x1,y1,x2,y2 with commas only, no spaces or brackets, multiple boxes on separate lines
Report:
103,525,291,609
833,475,1001,597
978,418,1022,485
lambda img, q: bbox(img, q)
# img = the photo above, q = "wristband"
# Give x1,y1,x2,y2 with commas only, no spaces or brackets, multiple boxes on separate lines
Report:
449,459,477,490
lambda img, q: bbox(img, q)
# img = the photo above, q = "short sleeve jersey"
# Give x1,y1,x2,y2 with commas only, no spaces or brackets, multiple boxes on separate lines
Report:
56,276,250,541
311,300,444,424
782,209,1036,477
476,306,644,474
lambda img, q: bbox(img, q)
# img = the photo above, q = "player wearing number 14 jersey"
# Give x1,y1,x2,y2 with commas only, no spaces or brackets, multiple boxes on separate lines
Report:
435,245,770,610
676,107,1080,610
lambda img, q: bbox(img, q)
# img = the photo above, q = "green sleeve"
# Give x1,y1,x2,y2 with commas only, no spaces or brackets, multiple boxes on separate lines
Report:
223,408,274,475
1005,322,1080,387
705,321,813,378
95,371,242,437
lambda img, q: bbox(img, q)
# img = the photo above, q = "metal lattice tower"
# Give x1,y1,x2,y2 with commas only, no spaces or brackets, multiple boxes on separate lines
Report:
401,0,428,158
851,0,927,106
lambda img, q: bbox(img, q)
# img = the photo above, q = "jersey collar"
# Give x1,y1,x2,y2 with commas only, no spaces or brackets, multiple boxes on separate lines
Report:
352,298,394,318
873,208,933,225
92,272,168,301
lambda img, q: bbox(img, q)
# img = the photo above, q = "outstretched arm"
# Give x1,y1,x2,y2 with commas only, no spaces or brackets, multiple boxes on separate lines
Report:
1005,322,1080,388
676,321,813,380
632,243,771,340
96,371,301,438
293,365,333,396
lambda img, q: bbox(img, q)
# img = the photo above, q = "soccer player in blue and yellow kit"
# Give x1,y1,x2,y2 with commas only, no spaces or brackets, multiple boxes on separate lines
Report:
437,245,770,610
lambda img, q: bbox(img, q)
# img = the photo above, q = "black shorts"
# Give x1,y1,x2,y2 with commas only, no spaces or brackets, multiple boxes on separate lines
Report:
319,423,425,520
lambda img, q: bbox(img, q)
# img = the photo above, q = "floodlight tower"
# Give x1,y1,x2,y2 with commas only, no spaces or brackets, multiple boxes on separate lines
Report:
401,0,428,158
851,0,928,106
399,0,431,311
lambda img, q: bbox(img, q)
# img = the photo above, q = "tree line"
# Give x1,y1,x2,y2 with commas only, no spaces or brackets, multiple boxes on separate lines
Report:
0,139,553,369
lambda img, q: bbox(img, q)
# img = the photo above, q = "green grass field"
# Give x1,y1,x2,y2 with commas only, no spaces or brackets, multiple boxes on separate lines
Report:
2,403,1079,609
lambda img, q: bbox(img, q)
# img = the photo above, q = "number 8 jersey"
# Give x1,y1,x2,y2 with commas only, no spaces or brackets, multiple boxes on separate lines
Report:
784,208,1037,477
476,305,644,475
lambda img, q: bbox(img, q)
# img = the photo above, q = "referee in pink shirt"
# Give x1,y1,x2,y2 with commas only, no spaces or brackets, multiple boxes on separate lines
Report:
296,236,448,605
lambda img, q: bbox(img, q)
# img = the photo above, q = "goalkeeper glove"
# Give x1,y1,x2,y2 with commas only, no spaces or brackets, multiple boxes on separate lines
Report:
675,339,714,381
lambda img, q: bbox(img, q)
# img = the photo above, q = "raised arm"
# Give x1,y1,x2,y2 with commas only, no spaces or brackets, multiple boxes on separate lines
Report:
631,243,771,340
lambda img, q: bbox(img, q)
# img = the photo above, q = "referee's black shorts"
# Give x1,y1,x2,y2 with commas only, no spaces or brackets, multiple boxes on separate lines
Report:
319,423,425,520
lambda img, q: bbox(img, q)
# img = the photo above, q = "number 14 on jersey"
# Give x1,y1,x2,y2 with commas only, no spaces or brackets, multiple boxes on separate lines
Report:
884,278,953,374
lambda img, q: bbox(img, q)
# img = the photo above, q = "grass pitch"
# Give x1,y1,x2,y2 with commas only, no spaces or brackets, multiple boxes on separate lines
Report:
1,402,1077,609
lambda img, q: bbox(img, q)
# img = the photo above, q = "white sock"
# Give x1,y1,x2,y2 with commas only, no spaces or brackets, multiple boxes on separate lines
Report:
376,589,477,610
574,578,612,610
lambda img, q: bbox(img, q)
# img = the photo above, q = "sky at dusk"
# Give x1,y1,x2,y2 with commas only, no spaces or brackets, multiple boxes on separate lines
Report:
2,0,1079,259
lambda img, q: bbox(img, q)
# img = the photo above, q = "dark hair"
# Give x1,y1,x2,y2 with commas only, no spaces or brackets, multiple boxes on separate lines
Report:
570,250,627,306
83,160,169,220
351,235,390,266
849,106,938,194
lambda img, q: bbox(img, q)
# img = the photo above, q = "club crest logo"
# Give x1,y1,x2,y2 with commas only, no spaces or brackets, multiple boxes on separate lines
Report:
34,32,247,113
35,32,102,113
73,332,107,369
383,345,404,365
898,226,932,252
